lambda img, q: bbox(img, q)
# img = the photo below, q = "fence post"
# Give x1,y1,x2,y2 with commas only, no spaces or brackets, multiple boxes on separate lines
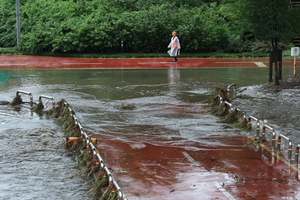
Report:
288,140,292,160
30,95,33,107
272,130,276,148
262,126,266,139
256,120,260,137
219,96,223,104
296,146,299,163
233,84,237,97
277,136,281,151
248,117,252,127
242,115,246,123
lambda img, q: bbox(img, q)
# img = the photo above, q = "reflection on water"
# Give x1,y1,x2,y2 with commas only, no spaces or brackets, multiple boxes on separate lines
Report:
1,66,298,140
168,67,180,96
0,71,11,85
1,66,300,199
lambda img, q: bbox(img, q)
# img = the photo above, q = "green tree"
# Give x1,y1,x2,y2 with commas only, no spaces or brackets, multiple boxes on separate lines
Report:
0,0,17,47
232,0,300,85
1,0,231,53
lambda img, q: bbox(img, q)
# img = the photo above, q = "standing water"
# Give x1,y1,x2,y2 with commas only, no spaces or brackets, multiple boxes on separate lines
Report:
1,65,300,199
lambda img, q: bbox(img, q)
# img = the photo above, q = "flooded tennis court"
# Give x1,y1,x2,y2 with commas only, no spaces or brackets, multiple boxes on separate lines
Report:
1,56,300,199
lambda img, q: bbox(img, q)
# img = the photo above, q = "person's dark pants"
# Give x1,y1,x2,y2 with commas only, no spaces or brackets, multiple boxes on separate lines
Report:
173,51,178,62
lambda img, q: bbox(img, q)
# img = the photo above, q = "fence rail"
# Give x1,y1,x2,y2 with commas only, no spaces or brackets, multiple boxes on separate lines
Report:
11,91,127,200
221,84,298,162
16,90,33,106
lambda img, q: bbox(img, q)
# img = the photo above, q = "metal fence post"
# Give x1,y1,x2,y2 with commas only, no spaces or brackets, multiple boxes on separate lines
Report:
30,95,33,107
219,96,223,104
261,126,266,139
248,117,252,127
277,136,281,151
233,85,237,97
296,146,299,163
256,120,260,137
288,140,292,160
272,130,276,148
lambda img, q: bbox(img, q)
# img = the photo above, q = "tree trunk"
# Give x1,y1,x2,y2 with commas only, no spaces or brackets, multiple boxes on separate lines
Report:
279,50,282,80
271,38,280,85
274,38,279,85
269,51,273,82
271,1,279,85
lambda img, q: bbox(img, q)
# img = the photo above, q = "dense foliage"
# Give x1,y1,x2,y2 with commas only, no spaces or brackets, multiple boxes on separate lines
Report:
0,0,298,53
229,0,300,84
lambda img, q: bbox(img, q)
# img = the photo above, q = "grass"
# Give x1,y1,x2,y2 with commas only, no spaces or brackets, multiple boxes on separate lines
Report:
0,47,293,58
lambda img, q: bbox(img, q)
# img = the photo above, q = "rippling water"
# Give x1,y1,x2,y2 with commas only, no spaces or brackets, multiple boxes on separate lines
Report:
0,66,298,199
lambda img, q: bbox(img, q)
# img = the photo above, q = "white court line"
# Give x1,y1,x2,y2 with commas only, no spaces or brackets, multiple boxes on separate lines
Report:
254,62,267,67
213,181,236,200
138,62,175,64
0,64,27,66
182,151,200,166
215,62,254,63
63,63,102,65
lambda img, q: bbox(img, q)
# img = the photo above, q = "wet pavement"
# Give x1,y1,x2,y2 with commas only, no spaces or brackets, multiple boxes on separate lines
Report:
1,55,300,199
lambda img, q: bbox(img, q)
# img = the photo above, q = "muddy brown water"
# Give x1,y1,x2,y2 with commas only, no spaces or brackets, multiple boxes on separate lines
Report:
0,66,299,199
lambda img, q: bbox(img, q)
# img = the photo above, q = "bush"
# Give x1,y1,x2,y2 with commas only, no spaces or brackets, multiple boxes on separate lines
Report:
0,0,236,53
0,0,17,47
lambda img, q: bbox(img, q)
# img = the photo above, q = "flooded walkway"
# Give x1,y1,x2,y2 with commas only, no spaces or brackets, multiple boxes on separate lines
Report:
0,105,90,200
0,55,300,199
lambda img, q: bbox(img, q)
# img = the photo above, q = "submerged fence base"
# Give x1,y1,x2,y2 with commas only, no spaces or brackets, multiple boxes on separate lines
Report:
9,92,127,200
208,84,297,165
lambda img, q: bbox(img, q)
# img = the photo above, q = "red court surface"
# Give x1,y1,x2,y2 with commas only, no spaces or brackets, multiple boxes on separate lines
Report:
94,129,300,200
0,55,296,69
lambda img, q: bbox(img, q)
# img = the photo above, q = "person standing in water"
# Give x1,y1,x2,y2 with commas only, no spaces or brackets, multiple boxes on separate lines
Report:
167,31,181,62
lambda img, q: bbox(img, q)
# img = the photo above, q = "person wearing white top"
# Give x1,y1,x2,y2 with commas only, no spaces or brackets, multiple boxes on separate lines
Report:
167,31,181,62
